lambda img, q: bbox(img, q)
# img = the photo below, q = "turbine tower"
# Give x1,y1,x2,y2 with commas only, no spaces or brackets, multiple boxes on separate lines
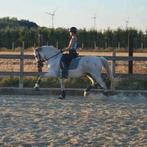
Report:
46,9,57,28
92,14,96,30
126,20,129,30
125,17,130,30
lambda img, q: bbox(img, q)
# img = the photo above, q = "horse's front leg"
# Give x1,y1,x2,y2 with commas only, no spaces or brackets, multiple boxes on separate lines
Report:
34,66,42,91
84,85,93,97
59,78,66,99
34,75,41,91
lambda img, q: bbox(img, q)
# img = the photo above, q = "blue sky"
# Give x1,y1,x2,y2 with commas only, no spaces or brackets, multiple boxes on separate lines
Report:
0,0,147,31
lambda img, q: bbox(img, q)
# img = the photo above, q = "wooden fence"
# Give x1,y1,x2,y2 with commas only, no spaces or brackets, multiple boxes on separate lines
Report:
0,45,147,88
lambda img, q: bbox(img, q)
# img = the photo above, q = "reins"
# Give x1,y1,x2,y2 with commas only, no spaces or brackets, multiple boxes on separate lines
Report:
37,50,62,63
43,51,62,62
35,49,63,71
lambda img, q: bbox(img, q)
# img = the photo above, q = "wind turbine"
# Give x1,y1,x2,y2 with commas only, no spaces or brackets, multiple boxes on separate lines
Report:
125,20,129,30
125,17,130,30
46,9,57,28
92,14,96,30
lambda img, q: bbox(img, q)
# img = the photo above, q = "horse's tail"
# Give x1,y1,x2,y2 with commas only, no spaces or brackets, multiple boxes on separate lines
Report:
100,57,113,80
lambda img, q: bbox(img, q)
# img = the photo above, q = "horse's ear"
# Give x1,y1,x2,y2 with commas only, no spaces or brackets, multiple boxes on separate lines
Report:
32,47,36,57
32,47,36,52
32,47,41,52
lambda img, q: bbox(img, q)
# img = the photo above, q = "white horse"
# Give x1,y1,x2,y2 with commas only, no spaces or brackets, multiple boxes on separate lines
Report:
33,46,113,99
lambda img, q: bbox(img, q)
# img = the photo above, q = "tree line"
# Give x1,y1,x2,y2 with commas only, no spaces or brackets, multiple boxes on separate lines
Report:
0,17,147,50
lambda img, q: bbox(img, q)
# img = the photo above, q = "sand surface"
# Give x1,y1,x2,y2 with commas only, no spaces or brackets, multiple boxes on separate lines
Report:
0,94,147,146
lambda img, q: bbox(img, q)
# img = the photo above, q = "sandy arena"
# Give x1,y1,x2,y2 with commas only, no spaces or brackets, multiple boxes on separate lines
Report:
0,94,147,146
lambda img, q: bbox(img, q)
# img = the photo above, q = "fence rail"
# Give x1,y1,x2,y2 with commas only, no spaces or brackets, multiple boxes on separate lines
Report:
0,54,147,61
0,47,147,88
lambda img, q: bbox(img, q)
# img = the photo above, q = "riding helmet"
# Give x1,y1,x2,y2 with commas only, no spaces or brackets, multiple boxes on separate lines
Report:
69,27,77,33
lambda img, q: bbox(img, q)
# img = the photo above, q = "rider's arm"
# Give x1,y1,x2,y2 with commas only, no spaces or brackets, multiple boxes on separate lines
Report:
62,37,74,52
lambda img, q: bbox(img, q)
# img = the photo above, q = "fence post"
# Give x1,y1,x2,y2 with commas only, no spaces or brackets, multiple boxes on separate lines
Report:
82,43,84,49
38,33,43,46
141,42,143,49
112,48,116,77
56,40,59,48
12,42,15,50
105,42,107,49
19,41,24,88
94,41,97,49
128,34,133,74
118,42,120,49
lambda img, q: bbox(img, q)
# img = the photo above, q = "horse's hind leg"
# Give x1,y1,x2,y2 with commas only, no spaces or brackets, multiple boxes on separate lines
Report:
91,73,107,90
84,74,95,96
95,77,107,90
84,73,107,96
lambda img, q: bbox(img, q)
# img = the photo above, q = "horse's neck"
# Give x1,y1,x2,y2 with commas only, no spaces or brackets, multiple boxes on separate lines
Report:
42,46,59,57
47,53,62,67
42,46,62,72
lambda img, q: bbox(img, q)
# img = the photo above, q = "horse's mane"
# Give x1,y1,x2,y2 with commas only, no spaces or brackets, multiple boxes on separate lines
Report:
41,45,59,52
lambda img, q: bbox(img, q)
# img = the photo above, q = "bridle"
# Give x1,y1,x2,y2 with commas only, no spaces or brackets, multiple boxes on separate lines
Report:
34,48,62,70
35,48,62,62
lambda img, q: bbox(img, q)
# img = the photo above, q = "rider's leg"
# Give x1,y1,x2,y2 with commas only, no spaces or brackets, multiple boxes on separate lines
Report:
61,52,77,79
61,54,69,79
61,64,68,78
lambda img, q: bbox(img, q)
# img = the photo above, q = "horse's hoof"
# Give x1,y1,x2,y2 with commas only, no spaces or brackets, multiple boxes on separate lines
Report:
103,90,109,96
34,87,40,91
58,90,66,99
83,90,89,97
58,95,65,99
34,85,40,91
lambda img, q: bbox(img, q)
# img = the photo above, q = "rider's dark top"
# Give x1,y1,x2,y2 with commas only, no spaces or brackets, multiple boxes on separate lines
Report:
61,36,78,68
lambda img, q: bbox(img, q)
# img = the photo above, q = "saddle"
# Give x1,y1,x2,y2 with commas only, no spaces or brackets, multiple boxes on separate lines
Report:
68,57,81,70
60,55,81,70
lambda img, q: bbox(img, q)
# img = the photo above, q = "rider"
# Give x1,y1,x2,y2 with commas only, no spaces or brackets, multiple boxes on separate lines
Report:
61,27,78,78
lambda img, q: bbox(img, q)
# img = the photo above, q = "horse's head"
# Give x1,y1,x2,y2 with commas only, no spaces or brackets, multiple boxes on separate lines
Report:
34,47,42,61
33,47,44,70
33,46,60,69
34,46,59,60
